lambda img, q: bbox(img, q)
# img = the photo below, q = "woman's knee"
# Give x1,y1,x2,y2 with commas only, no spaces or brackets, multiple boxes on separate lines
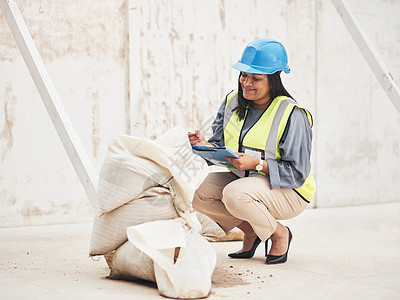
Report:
192,173,229,208
192,184,218,213
221,182,246,212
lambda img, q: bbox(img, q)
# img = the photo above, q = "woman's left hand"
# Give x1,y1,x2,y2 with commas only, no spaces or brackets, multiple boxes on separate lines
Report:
225,153,259,171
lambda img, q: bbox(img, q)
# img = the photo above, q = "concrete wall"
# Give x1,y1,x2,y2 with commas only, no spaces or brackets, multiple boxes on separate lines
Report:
0,0,128,226
1,0,399,227
316,0,400,207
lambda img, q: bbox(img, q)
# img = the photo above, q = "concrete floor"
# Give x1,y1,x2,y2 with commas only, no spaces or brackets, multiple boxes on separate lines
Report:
1,202,400,300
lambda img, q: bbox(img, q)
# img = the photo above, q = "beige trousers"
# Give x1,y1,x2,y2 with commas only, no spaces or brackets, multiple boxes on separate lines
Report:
192,172,308,242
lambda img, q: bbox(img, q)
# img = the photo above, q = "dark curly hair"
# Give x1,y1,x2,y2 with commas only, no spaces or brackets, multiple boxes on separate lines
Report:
234,71,294,120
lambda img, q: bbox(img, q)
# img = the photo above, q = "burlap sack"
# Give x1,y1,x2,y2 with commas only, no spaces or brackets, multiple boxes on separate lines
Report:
96,127,209,217
89,186,179,256
108,241,155,282
96,148,171,214
196,212,244,242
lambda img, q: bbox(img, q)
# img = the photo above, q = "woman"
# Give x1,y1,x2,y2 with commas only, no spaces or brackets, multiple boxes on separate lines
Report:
188,38,316,264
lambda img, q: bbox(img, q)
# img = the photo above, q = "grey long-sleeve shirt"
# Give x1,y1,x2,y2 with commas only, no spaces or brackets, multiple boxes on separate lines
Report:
208,94,313,190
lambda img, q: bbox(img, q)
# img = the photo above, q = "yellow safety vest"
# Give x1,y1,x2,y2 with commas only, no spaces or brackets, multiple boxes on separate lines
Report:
223,90,316,202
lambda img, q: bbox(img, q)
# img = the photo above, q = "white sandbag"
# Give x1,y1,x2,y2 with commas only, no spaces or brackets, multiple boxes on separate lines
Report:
108,241,155,282
97,144,171,213
96,127,209,218
196,212,244,242
89,186,179,256
127,219,216,299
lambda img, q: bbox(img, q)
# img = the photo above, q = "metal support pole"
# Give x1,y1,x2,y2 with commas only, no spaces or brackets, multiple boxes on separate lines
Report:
0,0,98,210
331,0,400,113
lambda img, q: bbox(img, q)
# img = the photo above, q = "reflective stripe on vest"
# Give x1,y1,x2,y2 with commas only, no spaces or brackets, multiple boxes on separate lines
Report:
223,90,316,202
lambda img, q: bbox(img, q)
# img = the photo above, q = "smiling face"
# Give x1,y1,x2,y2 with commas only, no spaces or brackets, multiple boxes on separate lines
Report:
239,72,272,109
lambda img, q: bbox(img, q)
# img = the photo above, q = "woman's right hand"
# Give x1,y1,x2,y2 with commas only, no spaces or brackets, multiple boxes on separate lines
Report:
188,130,209,146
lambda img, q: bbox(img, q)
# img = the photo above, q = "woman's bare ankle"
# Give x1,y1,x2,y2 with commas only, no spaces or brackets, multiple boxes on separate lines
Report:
241,233,258,251
268,224,289,256
236,221,257,251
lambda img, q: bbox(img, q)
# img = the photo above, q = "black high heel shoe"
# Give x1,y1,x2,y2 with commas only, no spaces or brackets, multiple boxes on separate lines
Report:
228,236,261,259
266,227,292,264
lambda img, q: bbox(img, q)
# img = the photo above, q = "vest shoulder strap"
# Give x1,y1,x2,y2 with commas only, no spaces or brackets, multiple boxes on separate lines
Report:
226,90,238,106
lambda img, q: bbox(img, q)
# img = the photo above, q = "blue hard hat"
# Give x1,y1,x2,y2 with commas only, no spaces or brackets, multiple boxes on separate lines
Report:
232,38,290,74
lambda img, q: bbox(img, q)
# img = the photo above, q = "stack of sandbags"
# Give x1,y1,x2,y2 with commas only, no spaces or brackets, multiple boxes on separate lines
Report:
89,127,209,257
88,127,217,298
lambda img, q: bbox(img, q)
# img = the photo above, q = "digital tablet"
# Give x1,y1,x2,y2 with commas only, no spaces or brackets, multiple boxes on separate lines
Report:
191,146,239,168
